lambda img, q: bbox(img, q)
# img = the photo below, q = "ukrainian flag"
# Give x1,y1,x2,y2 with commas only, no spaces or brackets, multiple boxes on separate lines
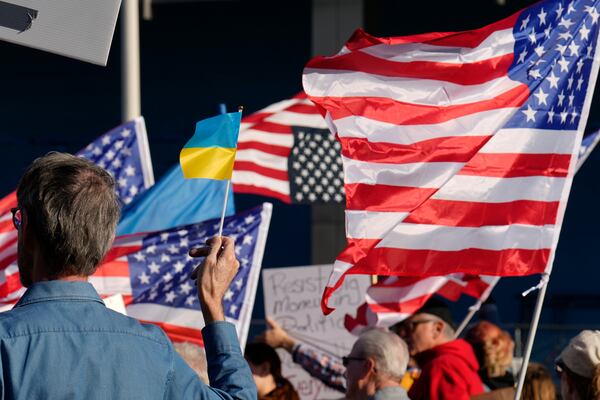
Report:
180,111,241,180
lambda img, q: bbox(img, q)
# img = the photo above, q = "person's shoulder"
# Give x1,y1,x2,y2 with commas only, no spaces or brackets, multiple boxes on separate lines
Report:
100,307,172,347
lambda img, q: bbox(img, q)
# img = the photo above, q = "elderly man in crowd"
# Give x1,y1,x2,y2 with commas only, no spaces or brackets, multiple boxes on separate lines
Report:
258,319,410,400
395,298,484,400
344,328,411,400
1,152,255,399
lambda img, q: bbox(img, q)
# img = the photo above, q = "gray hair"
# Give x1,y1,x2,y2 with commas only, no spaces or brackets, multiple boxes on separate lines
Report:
17,152,120,278
354,328,409,382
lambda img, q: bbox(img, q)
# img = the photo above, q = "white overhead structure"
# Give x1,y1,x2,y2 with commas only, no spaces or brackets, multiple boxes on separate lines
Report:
0,0,121,65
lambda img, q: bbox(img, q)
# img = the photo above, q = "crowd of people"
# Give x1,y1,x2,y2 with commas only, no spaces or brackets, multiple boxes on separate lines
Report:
251,300,600,400
1,151,598,400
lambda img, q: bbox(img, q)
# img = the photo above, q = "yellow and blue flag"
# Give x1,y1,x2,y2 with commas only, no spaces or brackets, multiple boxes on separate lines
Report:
180,111,241,180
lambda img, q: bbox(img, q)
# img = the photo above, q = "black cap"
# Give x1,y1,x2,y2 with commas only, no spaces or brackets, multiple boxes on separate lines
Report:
414,297,456,330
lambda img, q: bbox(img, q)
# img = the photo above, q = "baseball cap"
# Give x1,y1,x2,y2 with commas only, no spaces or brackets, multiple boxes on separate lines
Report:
413,297,456,330
556,330,600,379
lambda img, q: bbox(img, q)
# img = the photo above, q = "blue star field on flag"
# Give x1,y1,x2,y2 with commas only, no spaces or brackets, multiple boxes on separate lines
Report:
127,205,267,320
78,118,154,206
505,0,600,129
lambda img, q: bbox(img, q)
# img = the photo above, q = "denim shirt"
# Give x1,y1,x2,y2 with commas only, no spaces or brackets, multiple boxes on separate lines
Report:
0,281,256,400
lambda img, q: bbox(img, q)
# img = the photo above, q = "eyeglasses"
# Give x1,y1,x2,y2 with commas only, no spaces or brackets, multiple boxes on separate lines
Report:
342,356,365,367
10,207,22,230
398,319,436,334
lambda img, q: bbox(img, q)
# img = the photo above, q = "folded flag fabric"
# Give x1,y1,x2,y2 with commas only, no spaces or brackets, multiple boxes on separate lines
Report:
304,0,600,313
344,275,499,335
91,203,272,349
232,93,345,203
577,128,600,171
0,118,154,303
180,112,241,180
116,165,235,236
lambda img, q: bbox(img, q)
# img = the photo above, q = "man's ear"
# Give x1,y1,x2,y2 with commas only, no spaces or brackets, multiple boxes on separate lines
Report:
366,357,377,375
432,320,444,339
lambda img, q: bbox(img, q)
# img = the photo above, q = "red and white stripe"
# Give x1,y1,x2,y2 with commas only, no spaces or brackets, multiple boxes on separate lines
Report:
304,11,589,314
232,93,327,202
344,274,499,334
0,191,21,304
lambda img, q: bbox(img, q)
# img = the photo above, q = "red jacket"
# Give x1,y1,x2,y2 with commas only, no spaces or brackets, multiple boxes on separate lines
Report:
408,339,484,400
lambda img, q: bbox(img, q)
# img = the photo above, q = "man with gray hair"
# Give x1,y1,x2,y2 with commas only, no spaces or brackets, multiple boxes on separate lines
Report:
343,328,410,400
1,152,256,399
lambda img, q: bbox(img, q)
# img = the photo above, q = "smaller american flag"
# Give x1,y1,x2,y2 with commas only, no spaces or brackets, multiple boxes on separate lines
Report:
91,203,272,349
344,275,499,335
232,93,345,204
0,117,155,304
77,116,154,205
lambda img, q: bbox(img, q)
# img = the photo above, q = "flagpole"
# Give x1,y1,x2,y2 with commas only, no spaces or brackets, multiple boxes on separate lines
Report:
513,274,550,400
454,277,501,338
217,105,243,238
454,302,481,338
218,180,231,237
121,0,141,122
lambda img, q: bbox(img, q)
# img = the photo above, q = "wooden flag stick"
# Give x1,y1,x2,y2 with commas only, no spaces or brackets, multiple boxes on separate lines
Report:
217,180,231,238
513,273,550,400
217,105,243,238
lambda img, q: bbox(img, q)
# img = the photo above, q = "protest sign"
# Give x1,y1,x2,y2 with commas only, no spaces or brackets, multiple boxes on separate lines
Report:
263,265,370,400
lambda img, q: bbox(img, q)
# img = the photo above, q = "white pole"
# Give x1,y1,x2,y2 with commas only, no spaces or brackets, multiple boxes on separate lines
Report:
454,277,501,338
513,275,550,400
454,302,481,338
121,0,141,122
217,180,231,237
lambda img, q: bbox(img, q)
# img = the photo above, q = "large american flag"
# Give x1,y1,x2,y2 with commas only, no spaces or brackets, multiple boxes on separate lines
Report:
344,275,499,335
304,0,600,313
91,204,272,349
232,93,345,204
0,117,154,304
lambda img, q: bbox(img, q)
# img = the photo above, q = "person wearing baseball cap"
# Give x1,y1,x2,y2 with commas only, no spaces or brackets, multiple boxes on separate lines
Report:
394,297,484,400
556,330,600,400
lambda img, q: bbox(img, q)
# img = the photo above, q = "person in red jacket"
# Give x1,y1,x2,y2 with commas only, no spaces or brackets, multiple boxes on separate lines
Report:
394,298,484,400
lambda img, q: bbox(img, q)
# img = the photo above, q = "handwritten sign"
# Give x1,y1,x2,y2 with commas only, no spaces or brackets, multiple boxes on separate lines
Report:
263,265,370,400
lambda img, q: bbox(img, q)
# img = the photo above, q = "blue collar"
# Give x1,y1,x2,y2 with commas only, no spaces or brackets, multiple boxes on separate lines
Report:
371,386,409,400
15,281,104,307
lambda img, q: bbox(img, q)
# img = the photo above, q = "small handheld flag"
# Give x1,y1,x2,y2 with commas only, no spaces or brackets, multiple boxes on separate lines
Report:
180,112,241,180
180,110,242,237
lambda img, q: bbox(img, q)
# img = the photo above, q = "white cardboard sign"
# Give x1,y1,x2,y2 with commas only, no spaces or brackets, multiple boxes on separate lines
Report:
262,265,370,400
0,0,121,65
